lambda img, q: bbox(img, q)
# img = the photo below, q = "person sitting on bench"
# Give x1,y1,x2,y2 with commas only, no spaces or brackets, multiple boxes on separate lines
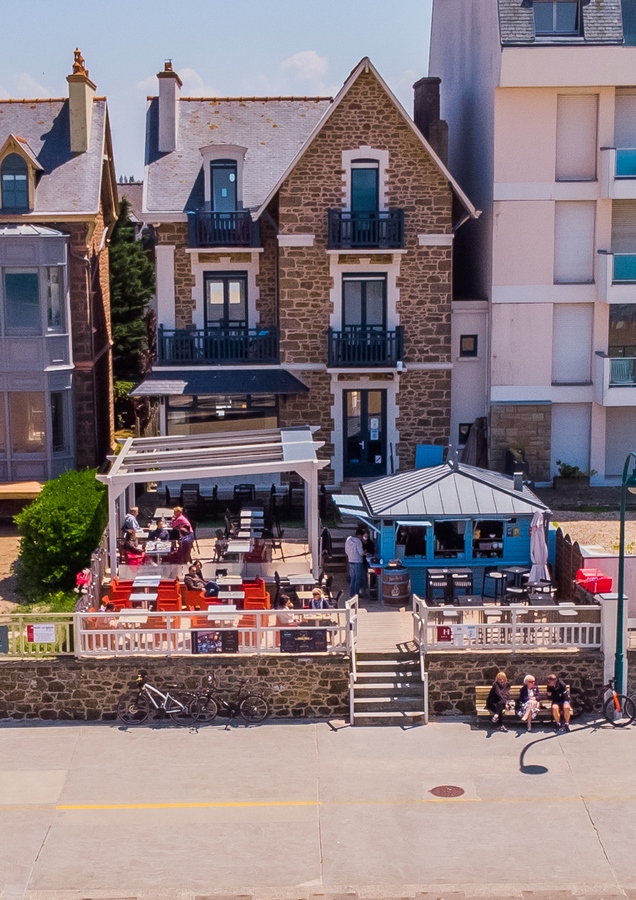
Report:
486,671,512,733
546,673,572,733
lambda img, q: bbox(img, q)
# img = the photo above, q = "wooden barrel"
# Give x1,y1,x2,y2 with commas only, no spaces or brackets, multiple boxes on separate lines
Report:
381,564,411,607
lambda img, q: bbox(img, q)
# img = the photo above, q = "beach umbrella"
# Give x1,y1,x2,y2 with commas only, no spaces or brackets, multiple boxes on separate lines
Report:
529,510,550,582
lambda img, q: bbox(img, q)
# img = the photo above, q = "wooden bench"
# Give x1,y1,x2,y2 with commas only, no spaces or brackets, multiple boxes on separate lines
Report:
475,684,573,724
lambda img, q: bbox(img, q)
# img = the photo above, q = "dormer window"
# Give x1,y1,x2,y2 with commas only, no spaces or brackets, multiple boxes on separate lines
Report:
534,1,581,36
1,154,29,210
351,160,379,213
211,160,238,212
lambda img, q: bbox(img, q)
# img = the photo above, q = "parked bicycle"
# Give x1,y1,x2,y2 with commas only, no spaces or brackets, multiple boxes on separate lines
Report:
117,671,198,726
195,672,269,724
603,676,636,727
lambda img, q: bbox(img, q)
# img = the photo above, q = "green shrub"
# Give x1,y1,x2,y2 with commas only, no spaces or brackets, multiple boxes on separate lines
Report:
14,470,107,600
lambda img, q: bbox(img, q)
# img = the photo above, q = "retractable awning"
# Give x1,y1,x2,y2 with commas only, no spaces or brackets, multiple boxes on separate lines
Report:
132,369,309,396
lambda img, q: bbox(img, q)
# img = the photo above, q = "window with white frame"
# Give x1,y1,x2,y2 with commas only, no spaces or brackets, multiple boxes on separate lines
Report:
534,1,581,36
0,265,66,335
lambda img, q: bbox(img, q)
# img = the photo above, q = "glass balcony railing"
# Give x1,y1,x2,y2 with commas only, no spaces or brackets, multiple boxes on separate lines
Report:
616,149,636,178
613,254,636,282
609,356,636,386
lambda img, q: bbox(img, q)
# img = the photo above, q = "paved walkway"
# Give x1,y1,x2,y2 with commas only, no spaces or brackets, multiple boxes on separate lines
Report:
1,716,636,899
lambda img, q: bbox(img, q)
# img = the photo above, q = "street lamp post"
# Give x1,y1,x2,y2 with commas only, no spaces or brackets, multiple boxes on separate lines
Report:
615,451,636,694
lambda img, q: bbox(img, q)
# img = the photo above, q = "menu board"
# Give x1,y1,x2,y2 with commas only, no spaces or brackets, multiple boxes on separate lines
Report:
194,630,239,654
280,629,327,653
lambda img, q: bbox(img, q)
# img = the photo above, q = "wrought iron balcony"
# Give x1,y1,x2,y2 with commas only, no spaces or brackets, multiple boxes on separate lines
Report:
187,210,259,248
327,326,404,367
327,209,405,250
157,325,279,365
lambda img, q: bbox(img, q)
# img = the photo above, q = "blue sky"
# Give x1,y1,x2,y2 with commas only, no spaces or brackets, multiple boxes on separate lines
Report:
0,0,433,178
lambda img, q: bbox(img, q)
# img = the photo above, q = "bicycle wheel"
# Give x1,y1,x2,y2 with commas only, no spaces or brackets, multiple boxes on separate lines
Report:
239,694,269,723
168,691,199,726
195,694,219,723
603,693,636,727
117,692,150,725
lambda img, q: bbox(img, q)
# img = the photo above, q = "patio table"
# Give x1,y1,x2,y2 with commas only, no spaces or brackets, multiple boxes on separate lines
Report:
528,594,556,607
129,591,158,608
119,612,149,626
216,574,243,585
218,590,245,601
287,573,317,586
502,566,530,588
153,507,174,520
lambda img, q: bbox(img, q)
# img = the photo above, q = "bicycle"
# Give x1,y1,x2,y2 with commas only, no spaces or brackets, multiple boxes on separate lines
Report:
195,672,269,724
602,676,636,727
116,671,199,726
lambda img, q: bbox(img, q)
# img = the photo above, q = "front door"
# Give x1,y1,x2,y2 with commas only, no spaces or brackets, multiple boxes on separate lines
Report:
343,389,387,478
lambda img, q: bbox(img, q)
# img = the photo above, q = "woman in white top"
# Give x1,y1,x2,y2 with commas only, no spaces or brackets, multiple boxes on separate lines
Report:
275,593,298,626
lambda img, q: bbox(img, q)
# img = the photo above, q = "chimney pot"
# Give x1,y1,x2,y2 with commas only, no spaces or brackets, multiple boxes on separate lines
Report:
413,76,449,165
513,471,524,492
66,48,96,154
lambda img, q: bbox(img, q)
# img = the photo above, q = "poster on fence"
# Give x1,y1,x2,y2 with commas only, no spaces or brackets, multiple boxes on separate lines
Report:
436,625,452,642
26,624,56,643
194,630,239,654
280,629,327,653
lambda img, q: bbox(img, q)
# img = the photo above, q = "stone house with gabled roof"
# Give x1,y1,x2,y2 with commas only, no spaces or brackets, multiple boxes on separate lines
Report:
136,57,479,486
0,50,117,481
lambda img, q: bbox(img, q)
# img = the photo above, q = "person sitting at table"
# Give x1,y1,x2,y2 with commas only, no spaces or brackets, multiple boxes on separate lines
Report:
184,564,219,598
486,671,512,733
169,506,191,538
308,588,332,610
274,593,298,625
518,674,541,732
167,526,194,565
148,518,170,541
213,529,228,562
122,530,145,564
123,506,141,534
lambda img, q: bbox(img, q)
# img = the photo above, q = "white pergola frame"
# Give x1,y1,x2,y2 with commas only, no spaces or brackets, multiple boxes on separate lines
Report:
97,426,329,577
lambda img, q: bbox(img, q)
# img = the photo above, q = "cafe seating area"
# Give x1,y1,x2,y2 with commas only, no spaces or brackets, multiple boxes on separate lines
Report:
424,565,559,608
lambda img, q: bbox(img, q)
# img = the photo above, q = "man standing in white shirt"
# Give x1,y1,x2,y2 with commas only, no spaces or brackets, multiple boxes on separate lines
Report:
344,527,365,598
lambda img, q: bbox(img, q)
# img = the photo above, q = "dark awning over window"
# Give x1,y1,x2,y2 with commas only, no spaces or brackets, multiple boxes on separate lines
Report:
131,369,309,397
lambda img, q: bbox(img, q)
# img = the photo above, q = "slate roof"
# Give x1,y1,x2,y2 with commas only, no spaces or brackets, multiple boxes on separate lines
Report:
498,0,623,44
359,461,549,518
117,181,144,222
131,368,309,396
144,97,332,214
0,99,108,214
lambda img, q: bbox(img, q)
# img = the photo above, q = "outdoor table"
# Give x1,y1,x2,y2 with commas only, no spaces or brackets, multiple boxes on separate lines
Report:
287,573,316,586
502,566,530,588
216,574,243,585
237,529,263,539
129,591,158,609
227,540,252,554
144,540,172,563
297,590,317,602
528,594,556,607
458,596,483,608
133,575,161,588
558,607,578,617
207,604,237,625
218,590,245,601
119,612,149,626
153,507,174,520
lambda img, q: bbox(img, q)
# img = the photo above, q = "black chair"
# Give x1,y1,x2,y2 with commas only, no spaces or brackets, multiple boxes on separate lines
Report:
331,589,344,608
482,570,505,603
427,571,449,605
270,517,285,560
234,483,256,504
451,572,474,604
180,483,201,517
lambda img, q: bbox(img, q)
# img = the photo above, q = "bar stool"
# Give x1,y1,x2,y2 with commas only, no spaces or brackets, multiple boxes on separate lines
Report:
427,572,449,605
504,586,527,606
451,572,474,604
482,570,505,603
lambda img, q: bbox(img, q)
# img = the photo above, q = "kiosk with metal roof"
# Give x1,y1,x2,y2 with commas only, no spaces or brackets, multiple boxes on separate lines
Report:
97,426,328,576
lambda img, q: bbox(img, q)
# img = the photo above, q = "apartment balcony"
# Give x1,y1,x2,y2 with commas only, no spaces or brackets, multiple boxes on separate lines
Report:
600,148,636,199
597,251,636,303
327,326,404,367
327,209,405,250
187,210,259,248
594,352,636,406
157,326,279,365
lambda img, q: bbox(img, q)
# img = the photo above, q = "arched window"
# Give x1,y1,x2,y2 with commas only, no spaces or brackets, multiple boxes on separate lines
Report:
1,154,29,210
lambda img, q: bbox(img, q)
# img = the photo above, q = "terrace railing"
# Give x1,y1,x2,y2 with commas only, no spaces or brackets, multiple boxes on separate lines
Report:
327,326,404,367
0,613,75,658
157,325,279,365
412,595,602,652
327,209,405,249
188,210,259,248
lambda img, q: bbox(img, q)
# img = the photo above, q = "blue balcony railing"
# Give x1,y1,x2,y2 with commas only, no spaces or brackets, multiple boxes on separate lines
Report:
616,149,636,178
613,253,636,282
327,326,404,367
327,209,405,250
187,210,259,248
157,326,279,365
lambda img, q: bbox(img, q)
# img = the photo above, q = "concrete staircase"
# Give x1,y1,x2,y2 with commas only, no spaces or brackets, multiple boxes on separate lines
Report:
352,649,425,726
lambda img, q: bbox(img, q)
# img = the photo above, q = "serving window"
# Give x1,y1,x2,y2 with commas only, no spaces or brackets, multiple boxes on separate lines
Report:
433,520,467,559
395,525,427,558
472,520,504,559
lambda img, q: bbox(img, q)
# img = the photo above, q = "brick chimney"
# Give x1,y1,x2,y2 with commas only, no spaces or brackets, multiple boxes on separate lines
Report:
157,61,182,154
66,48,96,154
413,76,449,166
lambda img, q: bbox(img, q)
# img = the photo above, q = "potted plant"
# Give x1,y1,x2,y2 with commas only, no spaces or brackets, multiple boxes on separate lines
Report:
553,460,597,490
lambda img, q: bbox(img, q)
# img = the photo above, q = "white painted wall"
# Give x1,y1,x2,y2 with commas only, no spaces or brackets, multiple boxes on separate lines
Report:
491,303,553,387
450,300,488,446
155,245,176,329
492,201,554,286
606,407,636,475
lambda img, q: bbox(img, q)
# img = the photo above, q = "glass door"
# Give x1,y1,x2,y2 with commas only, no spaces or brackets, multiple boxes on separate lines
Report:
211,160,237,212
205,274,247,328
343,389,386,478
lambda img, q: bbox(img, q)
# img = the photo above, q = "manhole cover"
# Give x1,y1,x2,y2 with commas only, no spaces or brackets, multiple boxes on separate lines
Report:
429,784,465,798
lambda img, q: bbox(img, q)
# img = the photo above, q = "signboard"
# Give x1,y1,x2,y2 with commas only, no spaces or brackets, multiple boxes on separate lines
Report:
280,629,327,653
26,624,56,643
193,630,239,654
0,625,8,654
436,625,452,642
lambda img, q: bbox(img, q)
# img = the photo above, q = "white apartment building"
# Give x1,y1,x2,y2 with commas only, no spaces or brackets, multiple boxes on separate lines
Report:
431,0,636,484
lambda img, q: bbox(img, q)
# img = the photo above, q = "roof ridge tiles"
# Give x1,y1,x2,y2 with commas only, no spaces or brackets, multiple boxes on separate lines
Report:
146,95,333,102
0,98,66,104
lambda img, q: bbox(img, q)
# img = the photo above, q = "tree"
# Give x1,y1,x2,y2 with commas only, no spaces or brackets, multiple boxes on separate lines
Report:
109,197,155,378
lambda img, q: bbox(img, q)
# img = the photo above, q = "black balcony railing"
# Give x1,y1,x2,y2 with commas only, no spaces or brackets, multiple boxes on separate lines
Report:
187,210,259,248
327,209,405,249
157,325,279,365
327,326,404,367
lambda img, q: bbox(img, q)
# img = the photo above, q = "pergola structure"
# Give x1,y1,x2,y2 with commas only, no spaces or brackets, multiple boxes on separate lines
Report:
97,426,329,577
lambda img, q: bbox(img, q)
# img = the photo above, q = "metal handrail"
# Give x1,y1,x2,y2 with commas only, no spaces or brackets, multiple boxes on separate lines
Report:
157,325,280,365
327,208,404,249
327,326,404,367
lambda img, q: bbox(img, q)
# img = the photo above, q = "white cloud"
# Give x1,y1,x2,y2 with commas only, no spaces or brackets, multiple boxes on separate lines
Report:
136,74,156,94
136,68,218,97
12,73,52,98
280,50,329,84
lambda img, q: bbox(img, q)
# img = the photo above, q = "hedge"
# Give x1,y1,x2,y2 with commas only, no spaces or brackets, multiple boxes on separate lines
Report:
15,469,107,600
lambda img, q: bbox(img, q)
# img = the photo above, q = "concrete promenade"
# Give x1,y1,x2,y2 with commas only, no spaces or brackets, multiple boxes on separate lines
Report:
1,716,635,899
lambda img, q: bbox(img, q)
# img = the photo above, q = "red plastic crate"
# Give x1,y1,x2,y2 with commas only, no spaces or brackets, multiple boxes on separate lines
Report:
575,568,612,593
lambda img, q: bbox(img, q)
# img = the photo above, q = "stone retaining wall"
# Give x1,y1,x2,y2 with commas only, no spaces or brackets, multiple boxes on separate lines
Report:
0,655,350,722
426,650,604,715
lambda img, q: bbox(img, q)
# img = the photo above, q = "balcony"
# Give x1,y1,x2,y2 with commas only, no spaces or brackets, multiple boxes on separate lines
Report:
327,326,404,367
597,251,636,303
157,326,279,365
594,352,636,406
600,148,636,199
187,210,259,248
327,209,404,250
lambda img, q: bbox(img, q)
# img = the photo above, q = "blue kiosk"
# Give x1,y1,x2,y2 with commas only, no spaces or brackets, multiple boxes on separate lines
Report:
335,459,552,597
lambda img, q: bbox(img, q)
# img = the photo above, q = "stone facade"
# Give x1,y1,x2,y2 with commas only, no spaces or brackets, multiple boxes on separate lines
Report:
278,369,335,483
396,369,451,470
157,222,194,329
0,655,350,721
489,403,552,481
426,649,604,715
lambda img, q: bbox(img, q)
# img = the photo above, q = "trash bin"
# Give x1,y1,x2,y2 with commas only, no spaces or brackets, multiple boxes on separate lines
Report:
381,560,411,607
